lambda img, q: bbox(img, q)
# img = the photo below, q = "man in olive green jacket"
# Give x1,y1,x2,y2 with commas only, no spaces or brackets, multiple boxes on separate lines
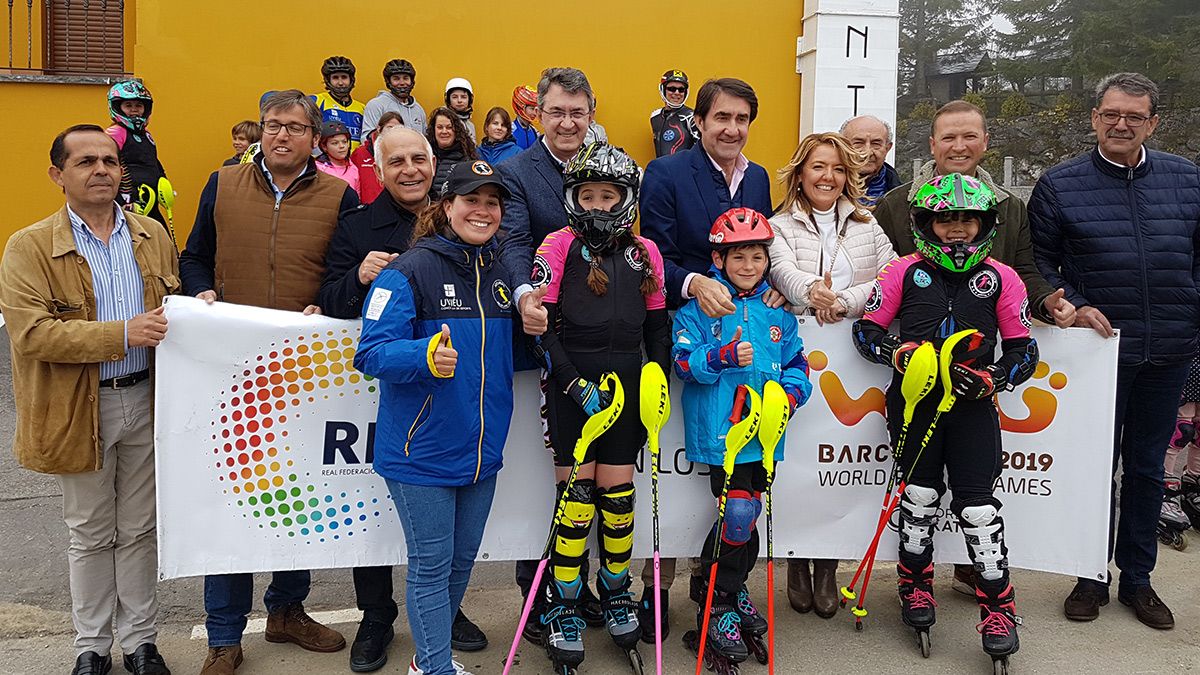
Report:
873,100,1076,327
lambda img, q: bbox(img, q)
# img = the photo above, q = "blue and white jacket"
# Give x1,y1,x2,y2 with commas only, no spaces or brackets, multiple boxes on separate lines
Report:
672,270,812,466
354,233,514,486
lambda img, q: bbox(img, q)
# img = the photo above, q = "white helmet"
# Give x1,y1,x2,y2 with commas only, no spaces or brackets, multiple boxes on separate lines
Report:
444,77,473,95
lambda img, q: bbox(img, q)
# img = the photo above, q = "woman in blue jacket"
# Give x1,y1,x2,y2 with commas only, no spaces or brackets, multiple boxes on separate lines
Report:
354,160,513,675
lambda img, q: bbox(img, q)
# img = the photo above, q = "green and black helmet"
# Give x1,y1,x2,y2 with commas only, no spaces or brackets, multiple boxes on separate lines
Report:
910,173,999,273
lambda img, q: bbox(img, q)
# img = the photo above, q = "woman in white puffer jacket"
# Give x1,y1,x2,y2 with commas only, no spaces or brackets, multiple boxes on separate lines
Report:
767,131,896,619
769,131,896,324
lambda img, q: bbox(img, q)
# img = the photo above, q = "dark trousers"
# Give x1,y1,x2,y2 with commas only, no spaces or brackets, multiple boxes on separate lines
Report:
700,463,767,596
1088,361,1189,592
204,570,309,647
353,566,398,625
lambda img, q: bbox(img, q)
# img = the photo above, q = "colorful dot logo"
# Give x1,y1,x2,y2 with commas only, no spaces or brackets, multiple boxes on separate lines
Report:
209,327,393,542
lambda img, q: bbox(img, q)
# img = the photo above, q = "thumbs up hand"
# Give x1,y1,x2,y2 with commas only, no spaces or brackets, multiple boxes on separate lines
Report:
713,325,752,369
809,272,838,310
520,284,550,335
1044,288,1077,329
433,323,457,377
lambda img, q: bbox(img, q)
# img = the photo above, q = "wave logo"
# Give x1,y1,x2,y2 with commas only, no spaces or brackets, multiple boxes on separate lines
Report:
209,328,393,543
808,350,1068,434
808,350,887,426
997,361,1067,434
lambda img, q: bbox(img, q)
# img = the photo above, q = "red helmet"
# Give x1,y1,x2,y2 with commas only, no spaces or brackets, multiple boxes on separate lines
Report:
511,85,539,124
709,207,774,250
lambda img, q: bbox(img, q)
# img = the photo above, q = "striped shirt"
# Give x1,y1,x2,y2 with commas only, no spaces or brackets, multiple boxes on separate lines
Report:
67,204,148,380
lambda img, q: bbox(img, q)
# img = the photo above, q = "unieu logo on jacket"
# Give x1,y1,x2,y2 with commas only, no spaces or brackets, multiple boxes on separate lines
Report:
354,234,514,487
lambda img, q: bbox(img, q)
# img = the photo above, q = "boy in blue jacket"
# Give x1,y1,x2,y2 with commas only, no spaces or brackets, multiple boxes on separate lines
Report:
672,207,812,666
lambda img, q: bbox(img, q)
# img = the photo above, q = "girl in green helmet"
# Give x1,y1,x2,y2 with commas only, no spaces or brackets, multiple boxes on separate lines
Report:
850,172,1041,670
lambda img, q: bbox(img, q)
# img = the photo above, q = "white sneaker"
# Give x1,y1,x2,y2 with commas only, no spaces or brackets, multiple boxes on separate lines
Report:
407,656,474,675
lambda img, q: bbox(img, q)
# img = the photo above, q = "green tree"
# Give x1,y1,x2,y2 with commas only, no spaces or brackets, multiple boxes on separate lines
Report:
900,0,995,99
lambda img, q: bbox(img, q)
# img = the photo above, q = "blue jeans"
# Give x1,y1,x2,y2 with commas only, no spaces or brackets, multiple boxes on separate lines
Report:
1084,361,1188,593
387,475,497,675
203,570,310,647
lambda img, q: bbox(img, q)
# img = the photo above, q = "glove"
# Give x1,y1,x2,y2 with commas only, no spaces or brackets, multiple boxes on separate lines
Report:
891,341,922,374
948,363,999,399
706,326,745,371
566,377,613,416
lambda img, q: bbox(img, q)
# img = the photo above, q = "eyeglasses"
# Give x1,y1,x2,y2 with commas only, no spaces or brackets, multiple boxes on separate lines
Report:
664,86,687,94
540,108,591,122
261,120,315,136
1097,111,1151,128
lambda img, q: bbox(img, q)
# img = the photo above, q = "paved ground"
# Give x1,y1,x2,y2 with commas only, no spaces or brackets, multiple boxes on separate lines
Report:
2,328,1200,674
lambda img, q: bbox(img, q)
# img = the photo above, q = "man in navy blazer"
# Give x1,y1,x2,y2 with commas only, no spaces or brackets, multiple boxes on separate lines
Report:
640,77,775,312
635,77,785,645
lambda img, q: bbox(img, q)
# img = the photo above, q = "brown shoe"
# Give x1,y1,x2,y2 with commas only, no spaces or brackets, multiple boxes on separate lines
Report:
951,564,977,596
1119,585,1175,630
811,559,840,618
786,558,813,613
265,603,347,652
200,646,243,675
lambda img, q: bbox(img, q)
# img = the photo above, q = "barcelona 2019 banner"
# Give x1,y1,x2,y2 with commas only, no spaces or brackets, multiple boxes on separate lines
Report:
155,296,1115,582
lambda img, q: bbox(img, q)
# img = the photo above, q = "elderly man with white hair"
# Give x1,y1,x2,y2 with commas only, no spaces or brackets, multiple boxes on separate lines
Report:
839,114,900,205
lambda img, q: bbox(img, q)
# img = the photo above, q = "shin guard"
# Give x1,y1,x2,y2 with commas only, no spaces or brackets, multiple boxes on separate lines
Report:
599,482,635,577
552,479,596,583
955,496,1009,584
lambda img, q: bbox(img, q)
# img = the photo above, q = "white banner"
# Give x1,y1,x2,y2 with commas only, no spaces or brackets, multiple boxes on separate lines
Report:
156,297,1115,582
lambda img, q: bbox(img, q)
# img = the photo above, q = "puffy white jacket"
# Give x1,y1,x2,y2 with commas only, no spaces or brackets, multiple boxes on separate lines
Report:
768,196,897,317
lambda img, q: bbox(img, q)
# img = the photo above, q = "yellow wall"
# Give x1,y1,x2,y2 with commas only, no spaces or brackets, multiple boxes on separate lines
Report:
2,1,804,248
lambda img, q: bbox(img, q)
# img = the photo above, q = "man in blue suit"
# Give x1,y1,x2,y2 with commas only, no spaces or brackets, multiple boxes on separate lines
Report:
641,78,774,315
636,76,783,643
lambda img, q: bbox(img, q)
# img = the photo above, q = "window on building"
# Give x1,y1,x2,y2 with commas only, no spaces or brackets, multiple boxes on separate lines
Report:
2,0,126,78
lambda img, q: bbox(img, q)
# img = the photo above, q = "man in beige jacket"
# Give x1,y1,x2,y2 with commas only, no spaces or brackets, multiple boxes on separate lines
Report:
0,124,179,675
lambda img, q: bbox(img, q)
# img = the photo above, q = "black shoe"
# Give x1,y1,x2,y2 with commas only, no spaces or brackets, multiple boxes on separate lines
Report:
349,620,394,673
450,609,488,652
72,652,112,675
522,590,547,646
637,586,670,644
1119,585,1175,630
579,582,604,627
122,644,169,675
1063,579,1109,621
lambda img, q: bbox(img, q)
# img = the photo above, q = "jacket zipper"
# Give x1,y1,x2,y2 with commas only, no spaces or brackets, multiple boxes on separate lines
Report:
403,394,433,456
1128,171,1151,362
473,254,486,483
269,198,281,307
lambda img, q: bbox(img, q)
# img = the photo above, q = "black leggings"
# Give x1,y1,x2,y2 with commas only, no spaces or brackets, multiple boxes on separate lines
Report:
886,387,1002,503
699,463,768,596
546,353,646,467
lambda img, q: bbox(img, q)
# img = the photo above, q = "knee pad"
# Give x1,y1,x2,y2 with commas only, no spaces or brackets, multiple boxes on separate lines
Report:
955,497,1008,583
552,479,596,583
720,490,761,546
1171,418,1196,449
599,483,635,575
899,484,941,557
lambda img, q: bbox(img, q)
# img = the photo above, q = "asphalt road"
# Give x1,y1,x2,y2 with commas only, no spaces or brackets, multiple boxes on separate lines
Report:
2,327,1199,673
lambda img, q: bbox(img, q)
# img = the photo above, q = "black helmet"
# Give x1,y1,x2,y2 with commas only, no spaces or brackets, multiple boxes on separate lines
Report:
382,59,416,99
321,56,356,98
563,142,641,253
659,69,689,108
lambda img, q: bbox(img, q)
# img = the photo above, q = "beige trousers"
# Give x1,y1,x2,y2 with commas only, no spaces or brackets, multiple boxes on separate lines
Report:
56,380,158,656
